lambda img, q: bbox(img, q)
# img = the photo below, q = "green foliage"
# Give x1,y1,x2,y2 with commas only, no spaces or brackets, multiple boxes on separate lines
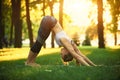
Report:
107,0,120,33
0,47,120,80
85,25,97,40
82,35,91,46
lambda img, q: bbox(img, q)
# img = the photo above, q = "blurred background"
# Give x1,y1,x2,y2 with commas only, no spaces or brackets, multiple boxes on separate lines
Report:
0,0,120,48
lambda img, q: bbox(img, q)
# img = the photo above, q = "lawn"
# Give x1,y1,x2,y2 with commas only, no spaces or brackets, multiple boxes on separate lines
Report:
0,46,120,80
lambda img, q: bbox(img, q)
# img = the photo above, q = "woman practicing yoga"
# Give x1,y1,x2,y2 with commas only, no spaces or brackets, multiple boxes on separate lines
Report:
25,16,96,67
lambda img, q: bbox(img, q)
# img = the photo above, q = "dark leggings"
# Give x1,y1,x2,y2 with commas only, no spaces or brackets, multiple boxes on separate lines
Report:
31,16,57,53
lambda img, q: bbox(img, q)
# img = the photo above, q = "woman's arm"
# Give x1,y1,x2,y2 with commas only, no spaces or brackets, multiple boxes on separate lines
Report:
71,42,96,66
60,38,90,66
71,41,85,57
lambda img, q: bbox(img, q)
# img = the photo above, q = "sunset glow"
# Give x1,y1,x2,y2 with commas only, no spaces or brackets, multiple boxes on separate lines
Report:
53,0,98,28
63,0,94,27
43,0,120,46
52,0,117,46
53,0,113,28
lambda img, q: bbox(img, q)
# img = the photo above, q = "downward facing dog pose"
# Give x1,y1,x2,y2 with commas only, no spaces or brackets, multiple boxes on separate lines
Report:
25,16,96,67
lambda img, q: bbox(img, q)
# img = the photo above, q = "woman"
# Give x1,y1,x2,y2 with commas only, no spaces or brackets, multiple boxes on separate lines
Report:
52,22,96,66
25,16,96,67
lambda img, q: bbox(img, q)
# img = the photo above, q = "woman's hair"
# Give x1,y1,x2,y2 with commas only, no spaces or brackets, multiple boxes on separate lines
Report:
62,53,73,62
61,48,73,62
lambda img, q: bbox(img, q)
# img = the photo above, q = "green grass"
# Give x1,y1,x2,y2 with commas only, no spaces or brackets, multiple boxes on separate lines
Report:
0,46,120,80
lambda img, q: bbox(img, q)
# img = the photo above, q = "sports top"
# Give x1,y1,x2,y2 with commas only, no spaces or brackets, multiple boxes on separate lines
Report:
55,31,72,46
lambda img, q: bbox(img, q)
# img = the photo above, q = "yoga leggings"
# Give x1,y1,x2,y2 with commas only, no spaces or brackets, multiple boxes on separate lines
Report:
31,16,57,53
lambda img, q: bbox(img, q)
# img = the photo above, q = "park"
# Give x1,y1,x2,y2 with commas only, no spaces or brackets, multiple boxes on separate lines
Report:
0,46,120,80
0,0,120,80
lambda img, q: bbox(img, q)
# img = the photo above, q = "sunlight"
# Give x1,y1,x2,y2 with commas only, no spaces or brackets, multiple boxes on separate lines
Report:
64,0,92,27
43,0,116,47
53,0,95,27
103,0,112,24
0,48,29,61
0,48,60,61
104,10,112,23
118,20,120,30
53,0,113,29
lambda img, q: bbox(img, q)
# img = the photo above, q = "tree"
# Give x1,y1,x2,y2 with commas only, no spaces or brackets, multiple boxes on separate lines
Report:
59,0,64,27
97,0,105,48
42,0,46,48
0,0,12,48
11,0,22,48
10,13,13,46
48,0,55,48
107,0,120,45
29,0,55,48
25,0,34,47
0,0,4,49
42,0,46,16
58,0,64,47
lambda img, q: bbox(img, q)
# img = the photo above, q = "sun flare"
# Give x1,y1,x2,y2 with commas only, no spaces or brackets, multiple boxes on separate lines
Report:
53,0,97,27
64,0,94,27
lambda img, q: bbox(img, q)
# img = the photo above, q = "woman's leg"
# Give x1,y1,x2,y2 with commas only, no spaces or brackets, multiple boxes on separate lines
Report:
26,16,57,67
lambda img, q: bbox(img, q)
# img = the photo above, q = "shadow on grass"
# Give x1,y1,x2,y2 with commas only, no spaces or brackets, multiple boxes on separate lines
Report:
0,47,120,80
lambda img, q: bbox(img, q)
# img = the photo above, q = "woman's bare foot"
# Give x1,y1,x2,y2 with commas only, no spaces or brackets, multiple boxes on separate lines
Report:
25,62,41,67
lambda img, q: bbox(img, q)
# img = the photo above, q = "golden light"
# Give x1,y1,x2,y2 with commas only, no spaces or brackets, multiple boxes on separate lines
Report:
53,0,114,28
118,20,120,30
44,0,117,46
103,0,112,24
53,0,98,46
53,0,96,27
63,0,93,27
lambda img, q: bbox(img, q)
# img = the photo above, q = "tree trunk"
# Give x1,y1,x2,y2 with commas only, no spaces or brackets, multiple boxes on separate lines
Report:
42,0,46,48
25,0,33,48
49,0,55,48
107,0,119,46
59,0,63,28
97,0,105,48
59,0,64,47
114,32,117,45
9,15,13,46
11,0,22,48
0,0,4,49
